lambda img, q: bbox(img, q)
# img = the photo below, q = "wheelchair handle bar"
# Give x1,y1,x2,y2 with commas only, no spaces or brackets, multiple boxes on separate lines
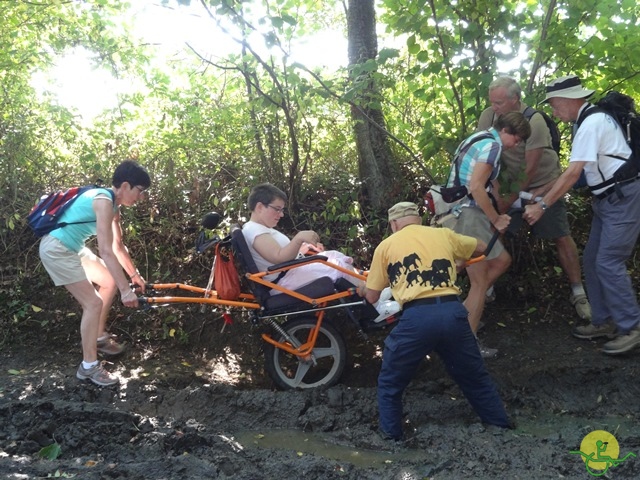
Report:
465,207,523,266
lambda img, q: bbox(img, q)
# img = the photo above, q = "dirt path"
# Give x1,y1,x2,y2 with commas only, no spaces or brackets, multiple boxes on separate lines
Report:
1,296,639,479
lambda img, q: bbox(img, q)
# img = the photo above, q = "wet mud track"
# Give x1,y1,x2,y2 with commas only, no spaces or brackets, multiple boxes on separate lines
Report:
1,300,639,479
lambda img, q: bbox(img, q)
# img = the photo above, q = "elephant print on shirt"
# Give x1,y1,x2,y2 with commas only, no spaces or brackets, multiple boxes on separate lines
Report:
389,254,454,290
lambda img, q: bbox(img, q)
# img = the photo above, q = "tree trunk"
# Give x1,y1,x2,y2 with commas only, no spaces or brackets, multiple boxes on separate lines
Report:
347,0,398,212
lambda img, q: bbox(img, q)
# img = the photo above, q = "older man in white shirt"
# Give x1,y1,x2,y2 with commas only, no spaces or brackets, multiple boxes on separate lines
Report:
524,75,640,355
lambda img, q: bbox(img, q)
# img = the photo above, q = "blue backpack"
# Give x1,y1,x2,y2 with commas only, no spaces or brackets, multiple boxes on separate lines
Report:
27,185,114,237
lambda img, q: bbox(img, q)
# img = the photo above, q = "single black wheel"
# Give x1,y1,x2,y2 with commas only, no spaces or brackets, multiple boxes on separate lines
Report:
263,316,347,390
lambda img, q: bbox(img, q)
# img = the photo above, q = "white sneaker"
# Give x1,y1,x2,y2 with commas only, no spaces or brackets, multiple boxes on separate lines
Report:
374,300,401,323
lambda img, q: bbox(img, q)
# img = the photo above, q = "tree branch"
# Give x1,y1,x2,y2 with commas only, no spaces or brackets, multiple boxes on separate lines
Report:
527,0,557,94
297,64,436,184
427,0,465,131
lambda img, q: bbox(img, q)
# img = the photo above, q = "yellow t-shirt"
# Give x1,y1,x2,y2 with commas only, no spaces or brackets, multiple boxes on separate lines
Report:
366,224,477,308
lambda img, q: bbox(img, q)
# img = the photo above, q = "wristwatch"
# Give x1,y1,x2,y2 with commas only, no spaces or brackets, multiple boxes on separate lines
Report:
540,200,548,211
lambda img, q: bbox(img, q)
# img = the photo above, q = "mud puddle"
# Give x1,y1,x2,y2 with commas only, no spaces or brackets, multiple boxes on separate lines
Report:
233,428,430,468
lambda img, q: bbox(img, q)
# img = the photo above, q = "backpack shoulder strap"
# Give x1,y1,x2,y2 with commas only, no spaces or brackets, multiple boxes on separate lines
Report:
95,186,115,203
575,105,636,192
576,105,603,129
522,105,535,120
523,106,561,152
57,186,115,227
576,105,627,161
451,131,495,186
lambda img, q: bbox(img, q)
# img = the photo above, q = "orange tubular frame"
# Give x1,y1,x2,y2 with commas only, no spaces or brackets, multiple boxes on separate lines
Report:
141,256,368,359
260,310,327,357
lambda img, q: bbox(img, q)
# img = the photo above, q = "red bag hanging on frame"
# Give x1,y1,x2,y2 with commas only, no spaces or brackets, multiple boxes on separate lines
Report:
214,243,241,300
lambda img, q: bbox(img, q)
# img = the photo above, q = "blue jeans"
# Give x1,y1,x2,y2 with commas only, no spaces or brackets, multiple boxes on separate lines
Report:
377,301,509,439
585,180,640,333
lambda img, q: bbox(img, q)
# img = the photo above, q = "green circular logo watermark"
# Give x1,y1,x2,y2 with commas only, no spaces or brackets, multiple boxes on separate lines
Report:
570,430,636,477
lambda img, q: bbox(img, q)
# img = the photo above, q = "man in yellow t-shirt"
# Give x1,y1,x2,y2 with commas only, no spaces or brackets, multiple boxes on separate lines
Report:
360,202,511,441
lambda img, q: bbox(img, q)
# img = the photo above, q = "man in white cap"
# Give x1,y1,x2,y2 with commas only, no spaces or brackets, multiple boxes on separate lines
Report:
476,77,591,320
524,75,640,355
360,201,511,441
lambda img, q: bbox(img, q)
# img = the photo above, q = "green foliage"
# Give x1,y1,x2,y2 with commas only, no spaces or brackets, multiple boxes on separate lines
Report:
2,0,640,330
46,472,75,479
38,442,62,460
0,282,33,339
378,0,640,182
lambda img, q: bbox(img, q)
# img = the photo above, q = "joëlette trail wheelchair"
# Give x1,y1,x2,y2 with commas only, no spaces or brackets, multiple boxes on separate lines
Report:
138,213,398,390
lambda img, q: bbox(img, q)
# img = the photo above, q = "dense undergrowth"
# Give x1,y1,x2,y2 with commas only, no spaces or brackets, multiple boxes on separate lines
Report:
3,184,638,352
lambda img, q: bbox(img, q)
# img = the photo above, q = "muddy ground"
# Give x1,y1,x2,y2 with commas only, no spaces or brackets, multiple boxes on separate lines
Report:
2,275,640,480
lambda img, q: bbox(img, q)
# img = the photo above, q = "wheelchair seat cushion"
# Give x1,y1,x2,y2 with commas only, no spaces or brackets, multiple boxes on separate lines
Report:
263,276,336,314
232,227,339,313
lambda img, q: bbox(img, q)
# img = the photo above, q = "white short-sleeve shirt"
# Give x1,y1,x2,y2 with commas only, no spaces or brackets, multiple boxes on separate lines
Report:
571,104,633,195
242,221,290,280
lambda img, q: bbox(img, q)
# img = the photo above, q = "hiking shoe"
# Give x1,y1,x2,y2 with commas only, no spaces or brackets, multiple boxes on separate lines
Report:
76,362,118,386
570,293,592,320
602,326,640,355
476,338,498,359
572,321,617,340
374,300,401,323
97,334,126,356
